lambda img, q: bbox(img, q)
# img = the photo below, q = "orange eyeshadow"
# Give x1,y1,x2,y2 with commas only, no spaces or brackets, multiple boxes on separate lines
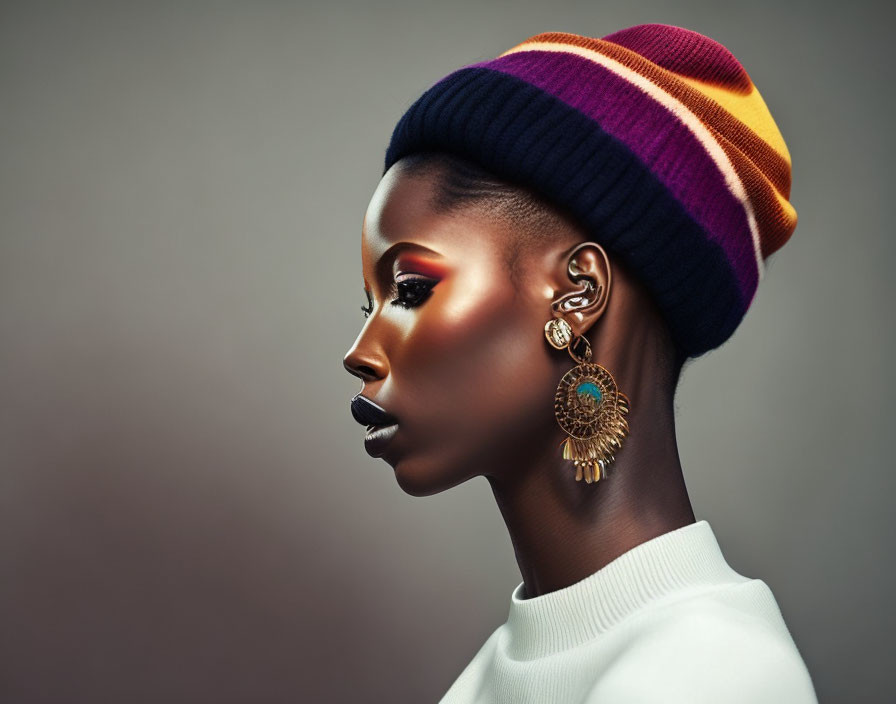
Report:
394,255,448,278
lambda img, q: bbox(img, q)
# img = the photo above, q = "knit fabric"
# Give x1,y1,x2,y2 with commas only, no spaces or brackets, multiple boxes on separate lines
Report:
438,520,818,703
383,24,797,359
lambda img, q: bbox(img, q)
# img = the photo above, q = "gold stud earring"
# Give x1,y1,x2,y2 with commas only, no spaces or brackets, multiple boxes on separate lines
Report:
544,317,631,484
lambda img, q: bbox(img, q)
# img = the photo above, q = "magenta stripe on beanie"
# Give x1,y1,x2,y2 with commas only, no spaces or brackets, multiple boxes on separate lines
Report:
602,24,752,91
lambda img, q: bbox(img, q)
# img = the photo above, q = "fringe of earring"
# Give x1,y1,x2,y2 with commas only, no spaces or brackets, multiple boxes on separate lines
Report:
558,391,630,484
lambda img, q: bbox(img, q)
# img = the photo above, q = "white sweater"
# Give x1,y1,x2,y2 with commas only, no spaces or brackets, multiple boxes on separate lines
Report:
439,520,818,703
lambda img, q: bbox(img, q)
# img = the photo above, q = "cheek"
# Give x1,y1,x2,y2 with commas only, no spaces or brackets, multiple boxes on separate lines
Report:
393,280,557,445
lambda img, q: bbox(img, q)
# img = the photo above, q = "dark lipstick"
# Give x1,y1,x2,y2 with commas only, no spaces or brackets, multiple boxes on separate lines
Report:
351,393,400,458
350,393,399,427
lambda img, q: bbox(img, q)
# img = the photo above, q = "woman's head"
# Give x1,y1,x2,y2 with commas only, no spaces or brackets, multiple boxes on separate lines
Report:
343,152,682,495
344,23,797,495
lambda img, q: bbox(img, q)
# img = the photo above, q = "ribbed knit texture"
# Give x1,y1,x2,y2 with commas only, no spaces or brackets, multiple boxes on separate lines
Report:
438,520,818,703
383,24,797,359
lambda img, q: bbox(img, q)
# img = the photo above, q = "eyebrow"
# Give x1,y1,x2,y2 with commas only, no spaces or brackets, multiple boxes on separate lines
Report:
364,241,444,292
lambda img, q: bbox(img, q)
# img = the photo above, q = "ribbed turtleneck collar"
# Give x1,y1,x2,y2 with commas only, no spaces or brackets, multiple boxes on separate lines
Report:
504,520,747,660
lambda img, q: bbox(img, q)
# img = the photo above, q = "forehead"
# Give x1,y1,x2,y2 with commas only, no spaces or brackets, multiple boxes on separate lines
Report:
363,164,443,254
361,163,504,262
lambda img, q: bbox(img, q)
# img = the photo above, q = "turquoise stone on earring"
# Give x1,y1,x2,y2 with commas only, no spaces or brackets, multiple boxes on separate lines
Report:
554,362,631,484
576,381,602,402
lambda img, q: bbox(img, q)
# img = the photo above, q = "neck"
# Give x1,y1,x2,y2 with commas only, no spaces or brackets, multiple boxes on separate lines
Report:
486,366,695,599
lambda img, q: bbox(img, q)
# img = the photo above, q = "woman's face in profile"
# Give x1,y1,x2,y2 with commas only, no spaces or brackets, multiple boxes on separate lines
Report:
343,161,583,496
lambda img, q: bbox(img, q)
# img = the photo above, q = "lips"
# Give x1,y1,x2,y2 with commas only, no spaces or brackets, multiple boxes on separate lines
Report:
350,393,399,428
363,423,399,458
351,393,400,457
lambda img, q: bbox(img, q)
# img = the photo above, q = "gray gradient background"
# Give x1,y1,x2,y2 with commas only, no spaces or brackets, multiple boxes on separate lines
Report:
1,1,892,702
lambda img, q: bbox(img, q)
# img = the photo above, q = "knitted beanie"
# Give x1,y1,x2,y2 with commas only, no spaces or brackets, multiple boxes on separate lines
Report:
382,24,797,359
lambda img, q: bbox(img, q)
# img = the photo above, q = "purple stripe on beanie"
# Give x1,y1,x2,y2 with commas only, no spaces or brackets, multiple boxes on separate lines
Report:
461,50,758,300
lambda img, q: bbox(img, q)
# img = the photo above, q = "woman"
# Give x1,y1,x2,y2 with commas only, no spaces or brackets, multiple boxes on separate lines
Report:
343,23,818,703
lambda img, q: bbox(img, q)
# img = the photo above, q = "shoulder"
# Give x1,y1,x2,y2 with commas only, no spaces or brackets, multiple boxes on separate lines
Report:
586,582,818,703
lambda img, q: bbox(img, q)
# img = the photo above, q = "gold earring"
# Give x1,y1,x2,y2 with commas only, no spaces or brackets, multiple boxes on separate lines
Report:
544,317,631,484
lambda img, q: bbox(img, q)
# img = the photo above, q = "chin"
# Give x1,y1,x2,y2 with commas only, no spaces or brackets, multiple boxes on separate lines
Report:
390,453,473,497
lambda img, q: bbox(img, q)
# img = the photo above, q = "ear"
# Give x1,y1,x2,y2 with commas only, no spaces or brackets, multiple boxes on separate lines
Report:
550,242,611,336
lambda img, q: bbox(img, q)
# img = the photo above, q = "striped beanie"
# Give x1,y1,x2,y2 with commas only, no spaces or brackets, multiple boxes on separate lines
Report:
382,24,797,359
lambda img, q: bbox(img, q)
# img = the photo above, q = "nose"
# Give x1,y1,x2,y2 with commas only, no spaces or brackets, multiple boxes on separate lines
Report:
342,345,387,383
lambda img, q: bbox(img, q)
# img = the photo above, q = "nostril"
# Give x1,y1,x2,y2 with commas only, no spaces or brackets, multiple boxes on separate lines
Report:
343,358,364,380
355,364,378,380
343,355,378,381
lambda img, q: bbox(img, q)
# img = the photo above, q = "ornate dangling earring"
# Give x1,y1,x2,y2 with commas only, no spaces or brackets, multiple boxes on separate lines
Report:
544,316,631,484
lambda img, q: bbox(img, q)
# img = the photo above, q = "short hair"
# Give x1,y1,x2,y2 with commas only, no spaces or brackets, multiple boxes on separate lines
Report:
394,151,688,386
395,150,568,287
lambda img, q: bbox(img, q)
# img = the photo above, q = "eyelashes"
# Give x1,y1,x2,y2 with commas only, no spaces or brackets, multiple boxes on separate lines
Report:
361,289,374,318
362,276,438,318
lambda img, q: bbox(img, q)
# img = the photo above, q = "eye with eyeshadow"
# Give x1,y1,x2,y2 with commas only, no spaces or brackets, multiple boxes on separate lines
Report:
362,275,438,318
389,274,437,310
